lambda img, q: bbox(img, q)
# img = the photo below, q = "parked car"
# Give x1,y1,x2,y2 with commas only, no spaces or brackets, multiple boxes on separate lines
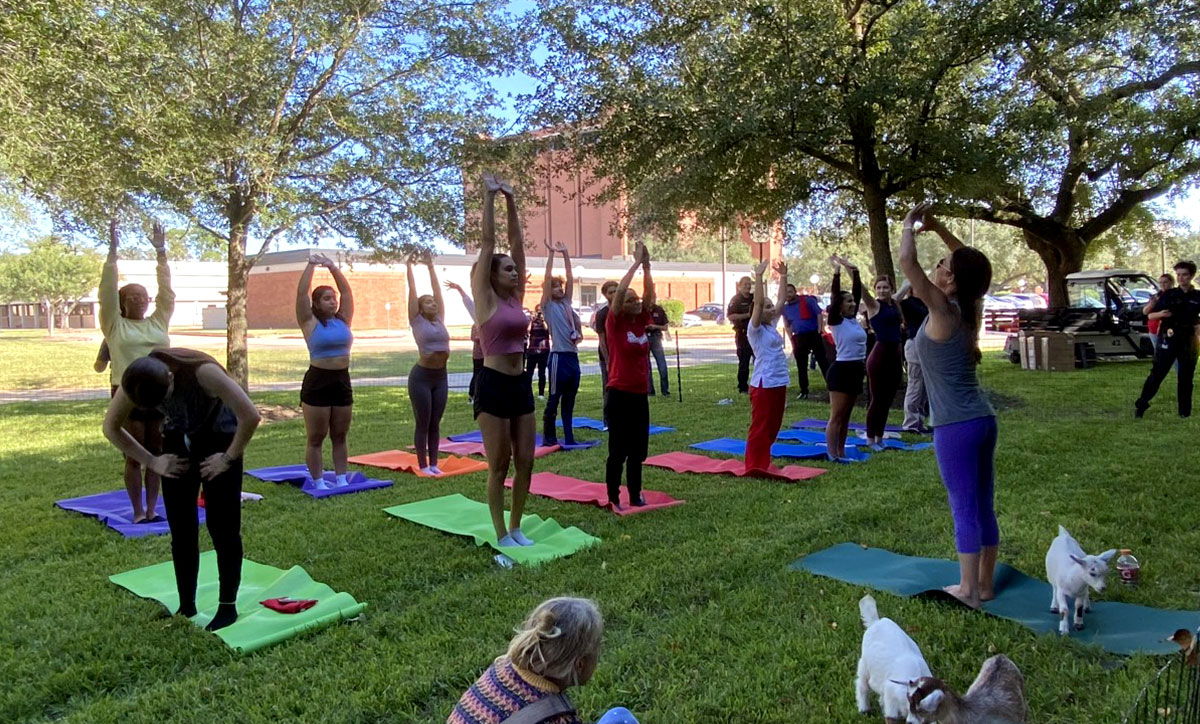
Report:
684,303,725,326
574,304,595,327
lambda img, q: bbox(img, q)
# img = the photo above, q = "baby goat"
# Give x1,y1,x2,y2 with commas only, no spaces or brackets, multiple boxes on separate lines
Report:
856,594,932,724
904,654,1028,724
1045,525,1116,635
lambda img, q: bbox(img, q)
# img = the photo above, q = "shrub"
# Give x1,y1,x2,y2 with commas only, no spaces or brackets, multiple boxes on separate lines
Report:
660,299,685,327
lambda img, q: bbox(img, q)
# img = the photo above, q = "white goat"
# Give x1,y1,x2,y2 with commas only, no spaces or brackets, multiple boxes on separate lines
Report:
856,594,932,723
904,654,1028,724
1045,525,1116,635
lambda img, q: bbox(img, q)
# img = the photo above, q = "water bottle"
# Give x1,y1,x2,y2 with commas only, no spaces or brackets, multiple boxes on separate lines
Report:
1116,549,1140,587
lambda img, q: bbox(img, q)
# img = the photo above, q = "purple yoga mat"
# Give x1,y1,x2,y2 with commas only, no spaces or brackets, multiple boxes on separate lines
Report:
56,489,202,539
245,464,392,499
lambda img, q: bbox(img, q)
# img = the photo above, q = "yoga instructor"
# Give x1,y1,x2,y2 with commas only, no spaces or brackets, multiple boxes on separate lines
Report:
103,349,261,631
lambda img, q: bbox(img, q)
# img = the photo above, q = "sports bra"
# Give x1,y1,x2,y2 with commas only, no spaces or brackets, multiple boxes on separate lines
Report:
479,295,528,356
307,317,353,359
411,314,450,355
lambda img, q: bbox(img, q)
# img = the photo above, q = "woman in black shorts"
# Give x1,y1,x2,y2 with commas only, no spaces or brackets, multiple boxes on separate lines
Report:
825,255,868,461
296,252,355,489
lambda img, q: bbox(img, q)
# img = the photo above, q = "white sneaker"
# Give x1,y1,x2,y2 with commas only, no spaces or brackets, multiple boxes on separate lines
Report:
314,478,331,490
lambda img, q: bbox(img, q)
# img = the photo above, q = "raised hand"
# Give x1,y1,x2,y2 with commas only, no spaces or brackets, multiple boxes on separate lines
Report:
444,280,463,293
482,173,501,193
753,259,769,277
773,259,788,277
638,241,650,264
310,252,335,268
150,221,166,252
905,202,933,229
498,178,514,197
553,241,568,255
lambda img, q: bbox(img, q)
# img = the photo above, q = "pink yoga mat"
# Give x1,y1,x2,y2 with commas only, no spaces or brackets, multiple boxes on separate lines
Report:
644,452,826,482
504,472,685,515
433,439,562,458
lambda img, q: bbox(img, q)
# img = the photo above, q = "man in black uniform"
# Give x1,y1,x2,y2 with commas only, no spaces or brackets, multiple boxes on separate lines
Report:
726,276,755,393
1136,260,1200,418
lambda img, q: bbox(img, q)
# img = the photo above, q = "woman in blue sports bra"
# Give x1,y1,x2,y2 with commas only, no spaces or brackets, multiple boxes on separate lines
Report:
296,252,355,490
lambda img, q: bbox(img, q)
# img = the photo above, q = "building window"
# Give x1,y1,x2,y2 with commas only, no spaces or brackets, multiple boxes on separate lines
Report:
580,284,597,307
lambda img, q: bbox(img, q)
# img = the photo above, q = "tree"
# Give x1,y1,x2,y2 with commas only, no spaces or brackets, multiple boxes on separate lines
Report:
640,229,753,265
531,0,1028,281
0,0,522,387
0,237,102,336
938,0,1200,306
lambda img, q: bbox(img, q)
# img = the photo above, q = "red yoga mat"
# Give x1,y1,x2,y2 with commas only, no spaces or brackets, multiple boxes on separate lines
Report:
504,472,685,516
347,450,489,477
434,439,561,459
644,452,826,482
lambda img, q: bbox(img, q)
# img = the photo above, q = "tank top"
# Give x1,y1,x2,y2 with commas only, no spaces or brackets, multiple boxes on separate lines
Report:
148,349,238,440
830,318,867,362
913,313,995,427
479,295,528,356
411,314,450,355
870,301,905,344
307,317,353,359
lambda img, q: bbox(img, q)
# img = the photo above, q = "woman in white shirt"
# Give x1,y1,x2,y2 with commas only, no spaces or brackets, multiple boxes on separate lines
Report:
825,255,868,461
744,259,791,474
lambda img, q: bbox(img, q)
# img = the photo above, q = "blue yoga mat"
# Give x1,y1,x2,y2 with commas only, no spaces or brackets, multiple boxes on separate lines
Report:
776,429,828,444
689,437,870,462
560,417,675,434
245,465,392,499
57,489,196,538
792,417,913,434
792,543,1200,655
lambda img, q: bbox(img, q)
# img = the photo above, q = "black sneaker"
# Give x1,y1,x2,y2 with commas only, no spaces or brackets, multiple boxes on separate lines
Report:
630,496,646,507
1134,403,1146,419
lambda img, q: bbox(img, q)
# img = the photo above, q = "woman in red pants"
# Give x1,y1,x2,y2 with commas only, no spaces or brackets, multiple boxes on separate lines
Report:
744,259,790,474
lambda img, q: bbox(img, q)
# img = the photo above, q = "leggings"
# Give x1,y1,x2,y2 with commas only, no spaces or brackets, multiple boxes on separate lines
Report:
865,340,903,438
161,432,242,610
934,416,999,554
408,364,448,468
606,389,648,503
525,351,548,396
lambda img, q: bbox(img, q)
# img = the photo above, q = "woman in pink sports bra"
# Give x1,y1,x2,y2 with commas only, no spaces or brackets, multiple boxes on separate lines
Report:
471,174,537,548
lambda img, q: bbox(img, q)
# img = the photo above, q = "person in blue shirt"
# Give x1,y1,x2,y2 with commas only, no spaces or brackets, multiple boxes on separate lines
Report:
781,283,829,399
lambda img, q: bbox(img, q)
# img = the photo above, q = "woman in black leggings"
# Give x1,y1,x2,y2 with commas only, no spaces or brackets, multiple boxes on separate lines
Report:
861,274,905,450
103,348,261,632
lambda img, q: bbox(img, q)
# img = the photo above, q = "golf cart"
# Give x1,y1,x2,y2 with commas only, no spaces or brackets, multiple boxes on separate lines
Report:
1004,270,1158,365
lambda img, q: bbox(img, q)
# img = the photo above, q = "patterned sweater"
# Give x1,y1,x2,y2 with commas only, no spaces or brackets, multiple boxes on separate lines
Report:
448,656,582,724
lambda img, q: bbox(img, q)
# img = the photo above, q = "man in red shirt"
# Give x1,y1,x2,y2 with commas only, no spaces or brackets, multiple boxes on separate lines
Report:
605,241,656,509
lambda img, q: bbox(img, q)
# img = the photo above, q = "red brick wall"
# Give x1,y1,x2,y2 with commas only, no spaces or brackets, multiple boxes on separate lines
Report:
248,268,410,330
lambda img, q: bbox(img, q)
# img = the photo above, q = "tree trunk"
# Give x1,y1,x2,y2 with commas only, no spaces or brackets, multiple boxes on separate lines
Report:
43,300,53,337
226,224,250,391
862,183,895,282
1023,228,1087,308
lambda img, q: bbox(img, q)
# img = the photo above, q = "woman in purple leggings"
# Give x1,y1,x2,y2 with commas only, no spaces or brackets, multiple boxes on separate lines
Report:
899,202,996,609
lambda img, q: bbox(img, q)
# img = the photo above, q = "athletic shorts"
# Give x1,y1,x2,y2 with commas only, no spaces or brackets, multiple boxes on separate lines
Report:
826,360,865,396
300,366,353,407
473,366,535,419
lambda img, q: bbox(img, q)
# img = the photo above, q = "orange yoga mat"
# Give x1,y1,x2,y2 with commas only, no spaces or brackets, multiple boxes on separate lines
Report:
348,450,489,478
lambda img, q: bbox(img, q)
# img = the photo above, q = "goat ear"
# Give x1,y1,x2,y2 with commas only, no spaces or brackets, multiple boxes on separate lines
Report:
919,690,944,712
1098,549,1117,562
1070,554,1087,566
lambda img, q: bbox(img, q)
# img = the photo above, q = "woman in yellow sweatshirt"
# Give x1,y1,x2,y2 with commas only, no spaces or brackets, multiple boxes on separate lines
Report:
98,220,174,523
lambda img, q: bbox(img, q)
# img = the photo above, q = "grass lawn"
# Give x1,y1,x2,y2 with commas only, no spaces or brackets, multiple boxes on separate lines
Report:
2,356,1197,723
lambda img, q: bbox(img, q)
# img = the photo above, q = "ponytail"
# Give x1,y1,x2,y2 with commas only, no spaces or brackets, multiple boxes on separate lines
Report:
506,597,603,685
948,247,992,365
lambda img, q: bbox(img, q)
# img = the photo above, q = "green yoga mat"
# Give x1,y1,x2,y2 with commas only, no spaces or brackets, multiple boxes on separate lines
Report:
110,552,367,654
792,543,1200,656
383,493,600,566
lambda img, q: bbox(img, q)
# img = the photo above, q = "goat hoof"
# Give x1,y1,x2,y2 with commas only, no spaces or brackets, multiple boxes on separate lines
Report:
1050,607,1059,614
1075,622,1085,631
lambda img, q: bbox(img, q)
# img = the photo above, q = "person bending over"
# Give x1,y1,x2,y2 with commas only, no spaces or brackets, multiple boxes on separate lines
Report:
472,174,537,547
727,276,755,393
407,252,452,475
1136,261,1200,418
448,597,638,724
744,260,791,474
860,273,905,449
824,256,867,462
542,241,583,446
900,203,997,609
605,243,656,510
296,252,355,489
103,349,261,631
100,219,174,523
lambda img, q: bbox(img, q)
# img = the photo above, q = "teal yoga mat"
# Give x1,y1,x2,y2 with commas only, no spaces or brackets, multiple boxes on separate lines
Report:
383,493,600,566
110,552,367,654
792,543,1200,655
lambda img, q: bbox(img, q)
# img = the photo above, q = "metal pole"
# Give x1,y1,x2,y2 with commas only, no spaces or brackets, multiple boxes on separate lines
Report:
721,226,727,306
675,332,683,403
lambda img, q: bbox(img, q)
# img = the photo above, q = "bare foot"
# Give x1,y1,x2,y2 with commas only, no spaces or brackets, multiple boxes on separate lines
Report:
979,589,996,602
132,513,147,524
943,584,981,609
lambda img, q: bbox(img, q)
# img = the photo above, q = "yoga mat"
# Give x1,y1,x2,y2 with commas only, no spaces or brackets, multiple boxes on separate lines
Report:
877,439,933,452
244,465,393,498
644,451,825,482
690,437,870,462
57,489,201,539
791,543,1200,655
435,439,561,458
448,430,548,445
776,429,829,444
383,493,600,565
347,451,489,477
560,417,676,435
504,472,685,516
792,417,913,434
109,551,367,654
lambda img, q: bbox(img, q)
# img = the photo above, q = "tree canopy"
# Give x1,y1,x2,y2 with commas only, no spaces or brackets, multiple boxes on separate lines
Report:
0,237,102,336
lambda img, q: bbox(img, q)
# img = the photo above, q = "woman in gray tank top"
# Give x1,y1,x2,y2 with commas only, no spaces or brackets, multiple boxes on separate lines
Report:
899,202,997,610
